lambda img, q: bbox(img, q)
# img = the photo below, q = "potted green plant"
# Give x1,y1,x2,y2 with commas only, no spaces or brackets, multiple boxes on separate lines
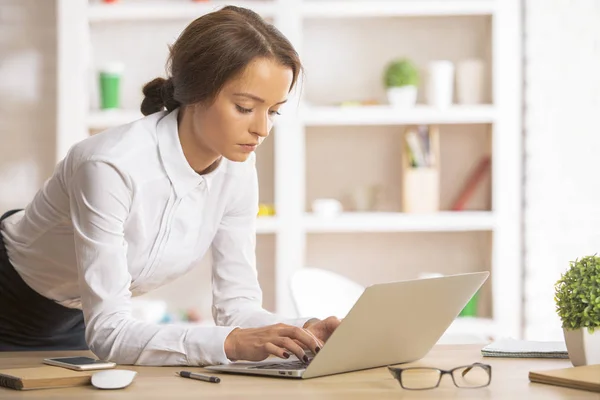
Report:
383,58,419,108
555,255,600,366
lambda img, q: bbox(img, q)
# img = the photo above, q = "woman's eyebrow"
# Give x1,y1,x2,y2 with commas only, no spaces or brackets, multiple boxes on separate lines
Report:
233,92,287,105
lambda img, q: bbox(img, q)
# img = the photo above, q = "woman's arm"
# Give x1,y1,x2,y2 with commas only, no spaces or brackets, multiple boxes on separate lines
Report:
69,160,234,366
211,155,309,329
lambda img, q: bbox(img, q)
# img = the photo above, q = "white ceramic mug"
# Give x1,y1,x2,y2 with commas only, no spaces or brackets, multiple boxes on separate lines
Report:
426,60,455,109
312,198,343,218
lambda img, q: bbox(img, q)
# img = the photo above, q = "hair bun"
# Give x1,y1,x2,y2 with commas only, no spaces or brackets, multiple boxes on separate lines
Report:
141,77,167,116
141,77,179,116
159,79,180,113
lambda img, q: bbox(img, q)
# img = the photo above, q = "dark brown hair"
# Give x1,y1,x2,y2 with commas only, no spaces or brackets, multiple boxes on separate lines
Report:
141,6,302,116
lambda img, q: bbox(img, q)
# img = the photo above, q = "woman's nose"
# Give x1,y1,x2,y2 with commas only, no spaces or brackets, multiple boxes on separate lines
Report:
251,113,271,138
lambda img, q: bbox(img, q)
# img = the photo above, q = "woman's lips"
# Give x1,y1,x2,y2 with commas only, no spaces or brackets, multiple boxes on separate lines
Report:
239,144,257,152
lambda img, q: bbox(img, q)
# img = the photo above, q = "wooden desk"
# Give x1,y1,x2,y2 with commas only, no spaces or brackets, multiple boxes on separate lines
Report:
0,345,597,399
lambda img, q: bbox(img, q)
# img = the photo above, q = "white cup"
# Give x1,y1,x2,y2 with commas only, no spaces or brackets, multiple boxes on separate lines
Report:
312,198,343,218
426,60,455,109
456,59,486,104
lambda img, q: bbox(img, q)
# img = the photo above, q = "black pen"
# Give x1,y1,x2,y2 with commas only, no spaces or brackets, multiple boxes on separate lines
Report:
176,371,221,383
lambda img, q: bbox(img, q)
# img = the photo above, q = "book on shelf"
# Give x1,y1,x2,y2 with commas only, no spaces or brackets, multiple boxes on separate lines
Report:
450,155,491,211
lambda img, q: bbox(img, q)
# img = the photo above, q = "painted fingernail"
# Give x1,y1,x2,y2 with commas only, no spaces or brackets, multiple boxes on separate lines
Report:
283,352,290,359
315,346,321,353
303,355,309,363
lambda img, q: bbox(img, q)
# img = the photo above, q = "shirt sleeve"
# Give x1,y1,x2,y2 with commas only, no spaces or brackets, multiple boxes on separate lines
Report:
69,160,235,366
211,156,311,331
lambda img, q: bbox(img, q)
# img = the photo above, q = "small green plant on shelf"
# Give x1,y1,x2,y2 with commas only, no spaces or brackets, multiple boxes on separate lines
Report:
555,255,600,333
383,58,420,108
384,58,420,88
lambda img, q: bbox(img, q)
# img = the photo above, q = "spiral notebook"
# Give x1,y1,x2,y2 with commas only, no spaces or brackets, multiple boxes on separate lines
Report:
481,338,569,359
0,366,92,390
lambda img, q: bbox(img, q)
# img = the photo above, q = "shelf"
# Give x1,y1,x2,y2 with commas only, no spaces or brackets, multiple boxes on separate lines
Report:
89,105,495,130
303,212,495,233
88,1,276,23
256,217,279,234
87,110,144,131
301,105,496,126
303,1,496,18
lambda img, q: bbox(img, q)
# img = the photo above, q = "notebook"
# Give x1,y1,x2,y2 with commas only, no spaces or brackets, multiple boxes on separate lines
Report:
529,365,600,393
0,366,92,390
481,338,569,358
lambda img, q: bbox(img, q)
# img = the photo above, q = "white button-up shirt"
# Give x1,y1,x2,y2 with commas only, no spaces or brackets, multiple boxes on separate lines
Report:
1,109,307,366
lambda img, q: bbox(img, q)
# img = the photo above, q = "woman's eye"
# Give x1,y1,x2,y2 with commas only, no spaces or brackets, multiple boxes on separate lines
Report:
269,110,281,116
236,105,253,114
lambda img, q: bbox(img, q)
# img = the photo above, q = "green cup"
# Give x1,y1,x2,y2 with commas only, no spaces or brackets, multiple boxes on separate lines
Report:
459,291,479,317
99,63,124,109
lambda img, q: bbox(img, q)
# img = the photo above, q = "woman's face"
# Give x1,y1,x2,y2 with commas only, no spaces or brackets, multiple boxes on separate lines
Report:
190,57,293,163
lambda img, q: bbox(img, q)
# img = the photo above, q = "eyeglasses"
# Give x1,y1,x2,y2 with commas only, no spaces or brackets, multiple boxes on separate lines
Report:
387,362,492,390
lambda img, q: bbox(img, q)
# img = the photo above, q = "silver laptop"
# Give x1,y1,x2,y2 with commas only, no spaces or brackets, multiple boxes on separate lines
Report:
206,271,489,379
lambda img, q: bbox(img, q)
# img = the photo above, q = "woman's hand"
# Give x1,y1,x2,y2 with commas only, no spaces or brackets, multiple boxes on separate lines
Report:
303,316,342,343
224,323,322,362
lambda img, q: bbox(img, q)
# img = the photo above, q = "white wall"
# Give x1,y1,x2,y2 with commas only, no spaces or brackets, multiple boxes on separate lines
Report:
524,0,600,340
0,0,57,212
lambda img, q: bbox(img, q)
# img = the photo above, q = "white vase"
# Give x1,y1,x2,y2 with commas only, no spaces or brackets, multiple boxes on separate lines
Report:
386,86,417,108
425,60,455,109
563,327,600,366
456,59,486,104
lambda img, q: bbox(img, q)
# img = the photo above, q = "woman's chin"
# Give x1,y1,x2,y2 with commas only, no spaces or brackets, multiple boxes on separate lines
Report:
223,151,252,163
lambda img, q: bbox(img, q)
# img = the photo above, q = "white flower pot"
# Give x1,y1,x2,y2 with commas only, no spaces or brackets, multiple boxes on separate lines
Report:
386,86,417,108
563,327,600,366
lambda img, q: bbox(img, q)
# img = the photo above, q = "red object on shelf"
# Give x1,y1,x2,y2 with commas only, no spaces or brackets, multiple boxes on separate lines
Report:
450,156,492,211
102,0,119,3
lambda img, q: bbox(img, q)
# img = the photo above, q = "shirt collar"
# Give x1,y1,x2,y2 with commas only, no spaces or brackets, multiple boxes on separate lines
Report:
157,109,225,197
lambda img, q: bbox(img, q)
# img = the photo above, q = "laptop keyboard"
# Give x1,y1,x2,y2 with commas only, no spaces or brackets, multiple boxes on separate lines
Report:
250,359,312,370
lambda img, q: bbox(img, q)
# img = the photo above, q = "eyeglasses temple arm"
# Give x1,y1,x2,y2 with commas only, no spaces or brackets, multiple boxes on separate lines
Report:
461,363,489,378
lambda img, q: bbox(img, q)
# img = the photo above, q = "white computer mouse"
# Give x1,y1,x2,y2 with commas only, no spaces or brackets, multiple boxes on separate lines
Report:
91,369,137,390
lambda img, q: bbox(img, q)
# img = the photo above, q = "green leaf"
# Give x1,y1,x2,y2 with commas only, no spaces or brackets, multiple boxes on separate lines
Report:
555,255,600,330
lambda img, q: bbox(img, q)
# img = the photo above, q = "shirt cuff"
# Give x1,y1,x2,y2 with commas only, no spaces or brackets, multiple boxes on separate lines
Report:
285,317,316,328
185,325,238,366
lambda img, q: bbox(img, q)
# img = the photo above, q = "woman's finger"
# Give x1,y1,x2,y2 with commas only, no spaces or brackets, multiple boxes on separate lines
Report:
303,328,324,349
264,342,291,360
280,326,320,355
275,336,309,362
293,339,309,350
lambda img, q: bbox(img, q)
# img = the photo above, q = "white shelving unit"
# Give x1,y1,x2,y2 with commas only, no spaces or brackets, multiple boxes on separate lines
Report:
88,104,496,130
56,0,522,340
303,212,495,233
255,216,280,234
302,0,496,18
301,104,496,126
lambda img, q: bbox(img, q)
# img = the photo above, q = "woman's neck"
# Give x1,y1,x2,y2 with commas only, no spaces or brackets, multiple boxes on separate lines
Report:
177,107,221,175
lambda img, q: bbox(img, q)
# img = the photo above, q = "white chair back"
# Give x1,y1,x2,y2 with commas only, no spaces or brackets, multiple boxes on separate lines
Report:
290,268,365,320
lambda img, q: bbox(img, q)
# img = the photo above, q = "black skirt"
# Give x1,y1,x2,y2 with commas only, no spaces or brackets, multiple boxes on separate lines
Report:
0,210,88,351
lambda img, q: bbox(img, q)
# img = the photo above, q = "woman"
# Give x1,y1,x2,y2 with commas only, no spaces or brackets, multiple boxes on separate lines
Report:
0,6,340,366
